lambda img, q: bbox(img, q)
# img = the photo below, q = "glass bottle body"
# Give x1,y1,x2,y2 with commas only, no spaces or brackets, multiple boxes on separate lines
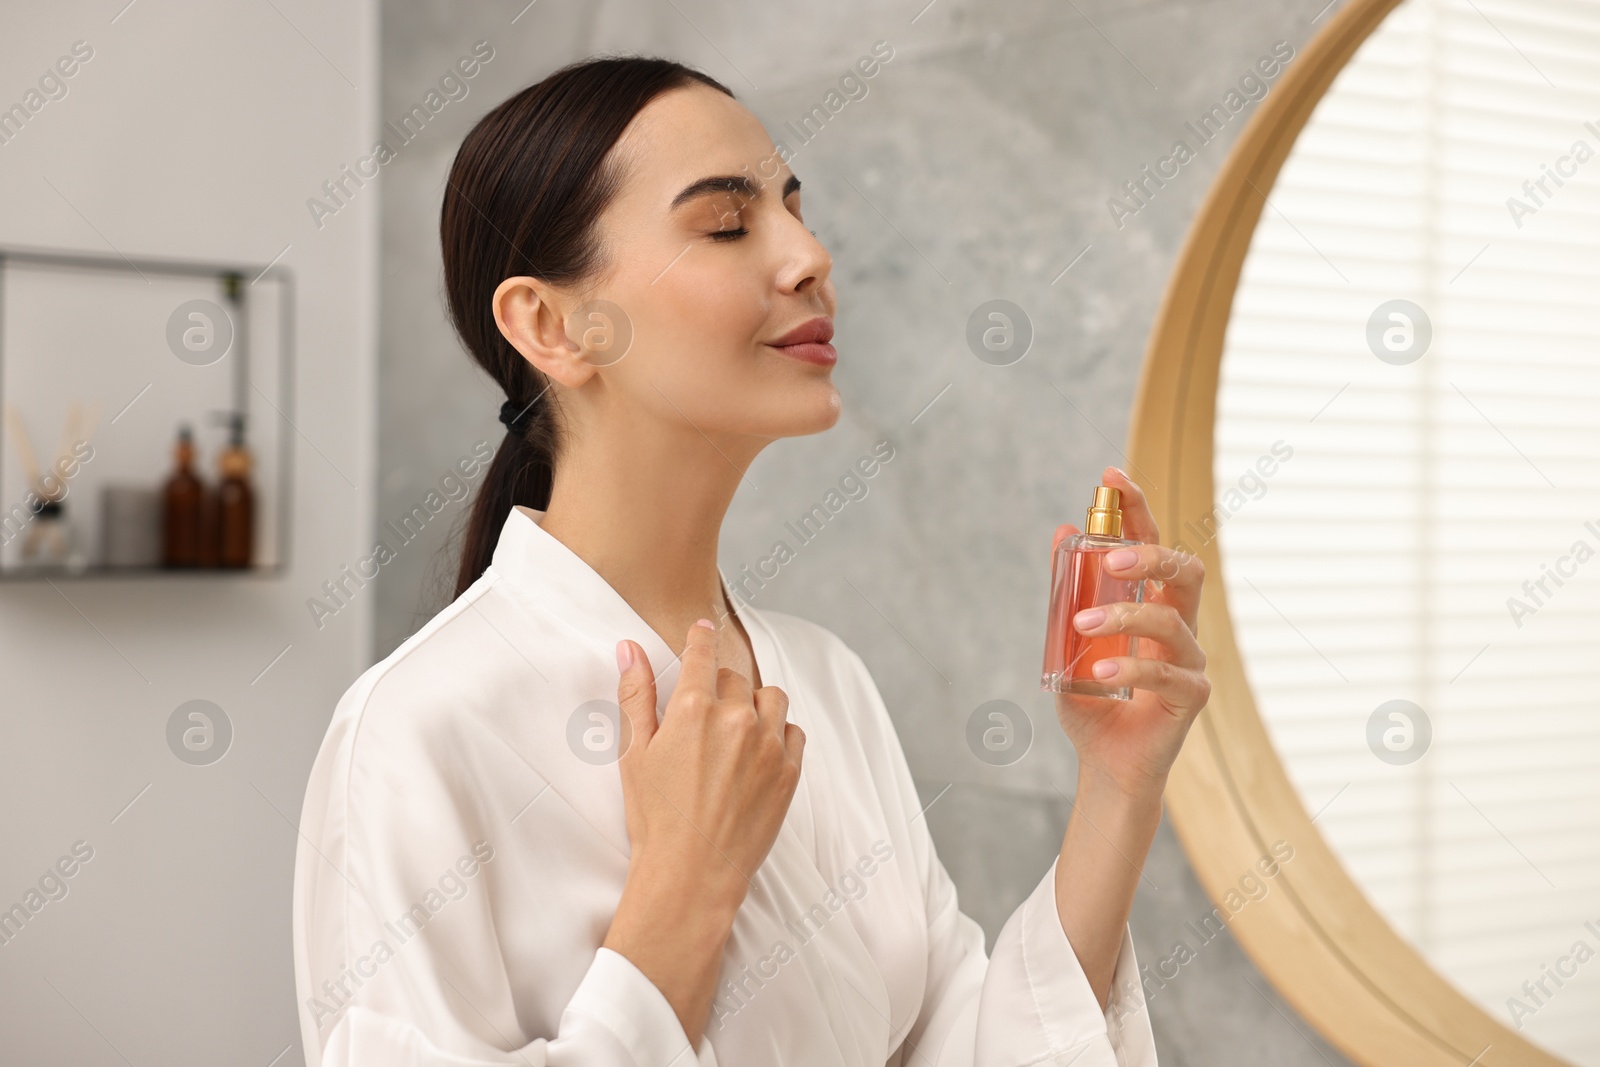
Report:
1041,532,1144,699
216,473,254,568
163,460,205,567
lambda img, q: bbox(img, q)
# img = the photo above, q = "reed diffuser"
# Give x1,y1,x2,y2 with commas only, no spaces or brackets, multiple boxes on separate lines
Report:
4,401,101,573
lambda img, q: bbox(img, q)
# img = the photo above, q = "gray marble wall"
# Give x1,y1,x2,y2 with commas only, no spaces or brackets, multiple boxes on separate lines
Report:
377,1,1355,1062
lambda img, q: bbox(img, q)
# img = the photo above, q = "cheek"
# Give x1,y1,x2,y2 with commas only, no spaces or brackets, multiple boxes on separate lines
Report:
687,272,766,353
641,264,767,382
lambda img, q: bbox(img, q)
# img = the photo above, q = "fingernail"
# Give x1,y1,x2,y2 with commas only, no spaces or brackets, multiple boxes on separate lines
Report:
1074,608,1105,630
1093,660,1119,679
695,618,715,630
1110,466,1129,480
1106,549,1137,570
615,640,634,672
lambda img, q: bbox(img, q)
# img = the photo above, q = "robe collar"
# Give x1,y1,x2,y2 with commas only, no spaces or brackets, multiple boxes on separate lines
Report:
488,504,781,699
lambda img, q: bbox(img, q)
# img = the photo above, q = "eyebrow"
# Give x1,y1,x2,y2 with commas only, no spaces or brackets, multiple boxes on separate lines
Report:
670,171,801,210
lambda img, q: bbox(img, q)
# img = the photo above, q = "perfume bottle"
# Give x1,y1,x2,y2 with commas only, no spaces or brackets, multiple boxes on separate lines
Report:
1041,486,1145,699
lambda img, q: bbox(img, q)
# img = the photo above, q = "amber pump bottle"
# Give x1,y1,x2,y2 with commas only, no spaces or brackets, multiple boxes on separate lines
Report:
213,412,254,568
162,425,206,567
1041,486,1145,699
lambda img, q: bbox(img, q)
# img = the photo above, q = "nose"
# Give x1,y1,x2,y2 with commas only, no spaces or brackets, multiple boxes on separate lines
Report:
780,218,832,297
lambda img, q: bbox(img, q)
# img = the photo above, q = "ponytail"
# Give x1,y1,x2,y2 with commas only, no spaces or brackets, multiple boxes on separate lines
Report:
453,392,559,597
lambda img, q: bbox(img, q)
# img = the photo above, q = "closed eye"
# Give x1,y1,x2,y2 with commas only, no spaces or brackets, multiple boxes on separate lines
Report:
709,226,748,241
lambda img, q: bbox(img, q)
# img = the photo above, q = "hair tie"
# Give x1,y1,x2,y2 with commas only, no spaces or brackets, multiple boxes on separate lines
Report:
498,395,539,435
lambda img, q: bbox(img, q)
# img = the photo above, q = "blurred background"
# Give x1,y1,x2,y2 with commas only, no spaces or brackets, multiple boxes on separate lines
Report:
0,1,1371,1063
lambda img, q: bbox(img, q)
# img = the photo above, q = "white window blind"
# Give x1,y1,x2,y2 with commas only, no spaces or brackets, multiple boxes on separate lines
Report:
1215,0,1600,1059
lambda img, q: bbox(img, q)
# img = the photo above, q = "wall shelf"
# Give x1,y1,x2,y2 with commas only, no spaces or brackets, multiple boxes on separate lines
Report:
0,245,295,580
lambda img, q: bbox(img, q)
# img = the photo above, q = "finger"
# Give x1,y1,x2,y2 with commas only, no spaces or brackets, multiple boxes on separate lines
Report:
614,639,659,749
782,721,806,766
716,665,754,708
1074,601,1206,671
1089,655,1211,713
753,685,790,737
676,618,720,705
1101,543,1204,629
1102,466,1161,546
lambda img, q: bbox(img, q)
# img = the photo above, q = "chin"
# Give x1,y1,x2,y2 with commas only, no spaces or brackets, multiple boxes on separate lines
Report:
750,381,842,439
794,382,843,435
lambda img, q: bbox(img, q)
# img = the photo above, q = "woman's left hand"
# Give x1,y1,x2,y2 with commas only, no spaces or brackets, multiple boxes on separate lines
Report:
1052,466,1211,798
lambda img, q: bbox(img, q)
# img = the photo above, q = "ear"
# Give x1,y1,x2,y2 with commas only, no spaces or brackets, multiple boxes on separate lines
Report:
492,276,599,390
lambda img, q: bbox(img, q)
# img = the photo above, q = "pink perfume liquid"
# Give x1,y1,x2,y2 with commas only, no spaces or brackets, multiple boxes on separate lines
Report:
1042,534,1143,699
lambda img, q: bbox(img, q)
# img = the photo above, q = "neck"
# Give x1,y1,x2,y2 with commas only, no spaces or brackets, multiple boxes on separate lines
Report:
538,418,763,645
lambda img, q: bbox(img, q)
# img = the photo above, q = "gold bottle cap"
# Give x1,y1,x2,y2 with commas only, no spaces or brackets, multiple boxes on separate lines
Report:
1085,485,1122,538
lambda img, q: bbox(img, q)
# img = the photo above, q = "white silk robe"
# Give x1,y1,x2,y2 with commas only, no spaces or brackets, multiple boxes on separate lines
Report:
292,505,1159,1066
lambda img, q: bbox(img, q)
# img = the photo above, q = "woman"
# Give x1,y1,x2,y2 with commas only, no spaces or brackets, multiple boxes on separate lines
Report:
292,54,1210,1067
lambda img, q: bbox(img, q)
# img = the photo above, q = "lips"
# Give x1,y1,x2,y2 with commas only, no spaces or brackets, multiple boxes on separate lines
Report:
771,317,833,346
768,317,836,366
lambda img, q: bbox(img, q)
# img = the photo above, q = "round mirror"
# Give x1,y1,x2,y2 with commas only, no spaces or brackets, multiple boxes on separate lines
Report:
1131,0,1600,1064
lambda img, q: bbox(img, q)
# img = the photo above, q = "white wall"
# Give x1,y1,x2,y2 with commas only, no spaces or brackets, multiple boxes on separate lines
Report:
0,2,376,1064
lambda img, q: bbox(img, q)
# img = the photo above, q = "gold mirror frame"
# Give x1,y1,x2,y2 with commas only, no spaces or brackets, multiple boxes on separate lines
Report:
1128,1,1566,1064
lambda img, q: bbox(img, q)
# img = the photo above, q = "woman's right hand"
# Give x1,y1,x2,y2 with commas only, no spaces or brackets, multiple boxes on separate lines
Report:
601,618,805,1047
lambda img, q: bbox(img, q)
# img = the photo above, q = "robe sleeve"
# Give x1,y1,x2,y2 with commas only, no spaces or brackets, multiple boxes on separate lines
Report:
310,952,719,1067
912,848,1159,1066
293,675,719,1067
840,648,1159,1067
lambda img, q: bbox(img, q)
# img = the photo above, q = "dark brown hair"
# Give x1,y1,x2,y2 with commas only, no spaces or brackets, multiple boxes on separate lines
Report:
441,55,733,597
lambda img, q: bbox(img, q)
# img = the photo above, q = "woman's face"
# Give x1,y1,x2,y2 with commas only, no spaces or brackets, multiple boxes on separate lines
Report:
523,83,841,455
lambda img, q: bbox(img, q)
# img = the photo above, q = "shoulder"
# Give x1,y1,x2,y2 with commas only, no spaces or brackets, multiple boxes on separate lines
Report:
337,577,495,739
752,605,872,679
310,572,551,795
